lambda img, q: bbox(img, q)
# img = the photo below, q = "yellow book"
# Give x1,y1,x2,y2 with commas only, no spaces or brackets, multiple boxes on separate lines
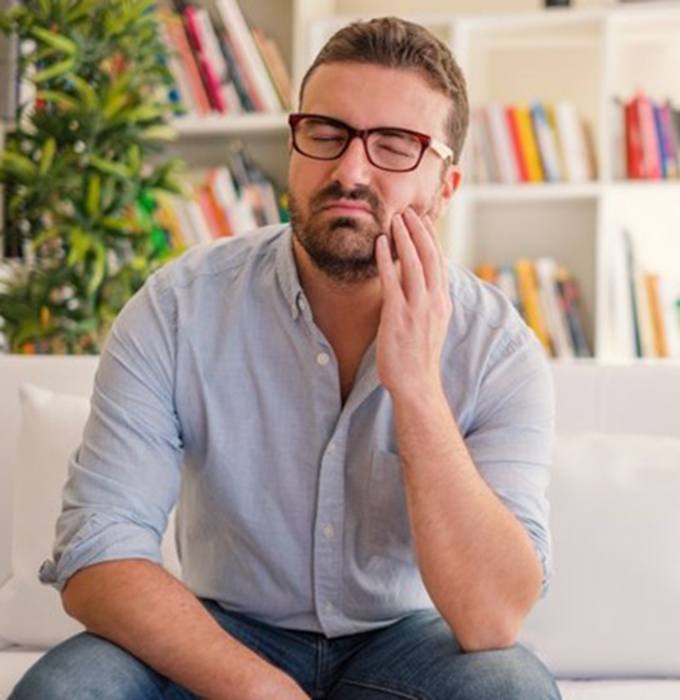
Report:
515,259,551,352
645,273,668,357
516,105,544,182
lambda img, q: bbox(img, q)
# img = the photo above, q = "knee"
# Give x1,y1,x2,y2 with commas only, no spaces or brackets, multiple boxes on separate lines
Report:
452,644,561,700
9,633,164,700
10,656,80,700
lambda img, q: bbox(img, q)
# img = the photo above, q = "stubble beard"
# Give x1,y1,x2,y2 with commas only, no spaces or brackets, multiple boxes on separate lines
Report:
288,182,442,286
288,181,391,285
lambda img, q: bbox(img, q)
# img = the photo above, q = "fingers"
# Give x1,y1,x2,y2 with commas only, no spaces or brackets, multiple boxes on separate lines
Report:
391,212,426,303
375,234,404,305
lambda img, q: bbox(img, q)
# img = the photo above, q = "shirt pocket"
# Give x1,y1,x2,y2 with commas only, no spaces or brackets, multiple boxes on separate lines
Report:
368,449,416,563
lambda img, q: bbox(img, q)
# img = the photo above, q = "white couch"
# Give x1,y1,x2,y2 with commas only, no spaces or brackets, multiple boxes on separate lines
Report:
1,356,680,699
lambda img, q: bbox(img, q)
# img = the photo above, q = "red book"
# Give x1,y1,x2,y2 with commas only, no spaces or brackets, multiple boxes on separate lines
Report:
625,99,644,179
196,189,221,238
505,106,529,182
182,6,226,113
634,92,661,179
161,12,211,115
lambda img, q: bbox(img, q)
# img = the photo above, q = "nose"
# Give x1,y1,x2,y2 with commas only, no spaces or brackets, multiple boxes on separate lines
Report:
328,134,373,189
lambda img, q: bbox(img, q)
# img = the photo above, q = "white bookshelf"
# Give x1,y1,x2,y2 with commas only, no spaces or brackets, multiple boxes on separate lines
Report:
2,0,679,362
306,2,680,361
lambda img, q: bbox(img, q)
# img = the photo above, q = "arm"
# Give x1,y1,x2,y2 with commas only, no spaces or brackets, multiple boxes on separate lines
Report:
61,560,307,700
391,380,543,652
375,208,550,652
43,273,306,699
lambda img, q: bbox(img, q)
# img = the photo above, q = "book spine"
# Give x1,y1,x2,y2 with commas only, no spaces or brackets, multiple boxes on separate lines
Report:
645,272,668,357
652,102,668,180
215,0,282,112
505,106,529,182
515,259,551,353
635,92,661,179
531,102,561,182
515,105,544,182
487,104,518,184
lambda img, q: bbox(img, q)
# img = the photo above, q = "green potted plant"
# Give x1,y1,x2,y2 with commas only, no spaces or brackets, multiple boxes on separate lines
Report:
0,0,185,354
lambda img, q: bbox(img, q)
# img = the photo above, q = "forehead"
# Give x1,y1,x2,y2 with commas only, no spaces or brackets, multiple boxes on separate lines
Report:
301,62,450,140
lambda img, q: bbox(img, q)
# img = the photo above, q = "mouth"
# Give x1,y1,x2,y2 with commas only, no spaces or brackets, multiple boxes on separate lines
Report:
320,200,374,216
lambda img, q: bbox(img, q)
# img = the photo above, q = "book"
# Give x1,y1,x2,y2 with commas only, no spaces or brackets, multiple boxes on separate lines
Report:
181,5,227,112
160,11,211,116
515,259,551,353
487,103,519,184
214,0,282,112
505,106,529,182
251,27,293,111
555,267,590,357
531,102,562,182
474,263,498,284
515,105,544,182
535,257,574,358
624,98,644,178
555,101,590,183
645,272,668,357
659,103,679,179
622,228,642,357
634,91,661,180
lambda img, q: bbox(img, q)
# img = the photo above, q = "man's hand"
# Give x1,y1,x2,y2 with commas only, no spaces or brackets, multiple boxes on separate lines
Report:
375,206,452,397
240,666,310,700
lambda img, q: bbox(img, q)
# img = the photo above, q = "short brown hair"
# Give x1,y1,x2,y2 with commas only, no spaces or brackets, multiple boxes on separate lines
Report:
299,17,469,164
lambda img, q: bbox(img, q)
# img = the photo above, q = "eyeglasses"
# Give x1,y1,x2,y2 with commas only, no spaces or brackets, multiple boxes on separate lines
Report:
288,113,454,173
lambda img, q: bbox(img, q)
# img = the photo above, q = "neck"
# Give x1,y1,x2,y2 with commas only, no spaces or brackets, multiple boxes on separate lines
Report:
291,236,383,339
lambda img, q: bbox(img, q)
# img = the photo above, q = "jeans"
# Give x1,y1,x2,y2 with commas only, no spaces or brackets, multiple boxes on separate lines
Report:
10,599,562,699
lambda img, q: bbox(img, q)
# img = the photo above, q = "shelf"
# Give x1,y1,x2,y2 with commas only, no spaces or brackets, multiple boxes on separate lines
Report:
461,183,600,202
171,113,290,137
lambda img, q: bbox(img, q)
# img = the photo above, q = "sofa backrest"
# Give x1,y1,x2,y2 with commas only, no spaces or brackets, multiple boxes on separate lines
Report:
0,356,99,585
1,357,680,586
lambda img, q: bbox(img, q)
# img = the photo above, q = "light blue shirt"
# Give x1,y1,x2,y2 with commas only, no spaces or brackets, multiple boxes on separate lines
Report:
40,223,555,637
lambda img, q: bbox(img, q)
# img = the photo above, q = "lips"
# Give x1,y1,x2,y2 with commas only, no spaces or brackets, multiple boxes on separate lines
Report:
321,200,374,215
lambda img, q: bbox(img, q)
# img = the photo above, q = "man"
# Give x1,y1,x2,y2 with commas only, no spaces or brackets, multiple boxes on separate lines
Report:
12,16,561,700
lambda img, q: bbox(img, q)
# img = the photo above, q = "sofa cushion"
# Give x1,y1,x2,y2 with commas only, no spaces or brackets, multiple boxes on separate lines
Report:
0,384,180,648
520,431,680,677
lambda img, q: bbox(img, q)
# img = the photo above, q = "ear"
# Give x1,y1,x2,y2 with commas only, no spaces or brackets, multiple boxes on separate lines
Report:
440,164,462,203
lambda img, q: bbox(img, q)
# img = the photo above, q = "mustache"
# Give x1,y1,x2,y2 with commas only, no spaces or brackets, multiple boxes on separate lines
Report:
310,182,383,219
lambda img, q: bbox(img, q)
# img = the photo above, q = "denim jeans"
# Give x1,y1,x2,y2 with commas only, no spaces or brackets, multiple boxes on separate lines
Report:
11,599,562,699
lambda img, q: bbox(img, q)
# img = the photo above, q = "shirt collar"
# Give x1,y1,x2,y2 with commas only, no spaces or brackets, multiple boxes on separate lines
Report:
274,225,307,321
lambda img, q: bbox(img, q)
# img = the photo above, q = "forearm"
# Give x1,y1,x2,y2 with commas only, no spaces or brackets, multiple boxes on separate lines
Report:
61,559,304,699
392,382,543,651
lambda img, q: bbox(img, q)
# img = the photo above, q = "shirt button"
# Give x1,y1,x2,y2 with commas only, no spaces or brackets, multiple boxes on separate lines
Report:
298,297,306,311
324,600,334,613
323,523,335,539
327,441,335,453
316,352,330,366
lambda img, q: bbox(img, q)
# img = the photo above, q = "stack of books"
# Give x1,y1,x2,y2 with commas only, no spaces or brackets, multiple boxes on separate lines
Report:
469,101,597,185
159,0,292,116
155,145,286,247
474,258,591,359
611,92,680,181
620,229,680,358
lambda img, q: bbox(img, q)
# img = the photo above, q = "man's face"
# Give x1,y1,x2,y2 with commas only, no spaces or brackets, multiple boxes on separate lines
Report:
288,62,460,284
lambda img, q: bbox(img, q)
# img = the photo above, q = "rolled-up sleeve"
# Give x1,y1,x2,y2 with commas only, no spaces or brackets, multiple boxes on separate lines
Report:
39,272,183,591
464,330,556,596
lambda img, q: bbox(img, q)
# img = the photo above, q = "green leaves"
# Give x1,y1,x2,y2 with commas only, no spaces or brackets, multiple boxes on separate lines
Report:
0,0,185,354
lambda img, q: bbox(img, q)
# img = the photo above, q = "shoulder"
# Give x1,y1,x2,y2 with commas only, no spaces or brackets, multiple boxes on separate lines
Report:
446,261,534,357
149,224,288,295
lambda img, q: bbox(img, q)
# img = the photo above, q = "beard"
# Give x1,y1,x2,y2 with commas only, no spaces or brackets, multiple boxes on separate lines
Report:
288,181,392,285
289,180,443,285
